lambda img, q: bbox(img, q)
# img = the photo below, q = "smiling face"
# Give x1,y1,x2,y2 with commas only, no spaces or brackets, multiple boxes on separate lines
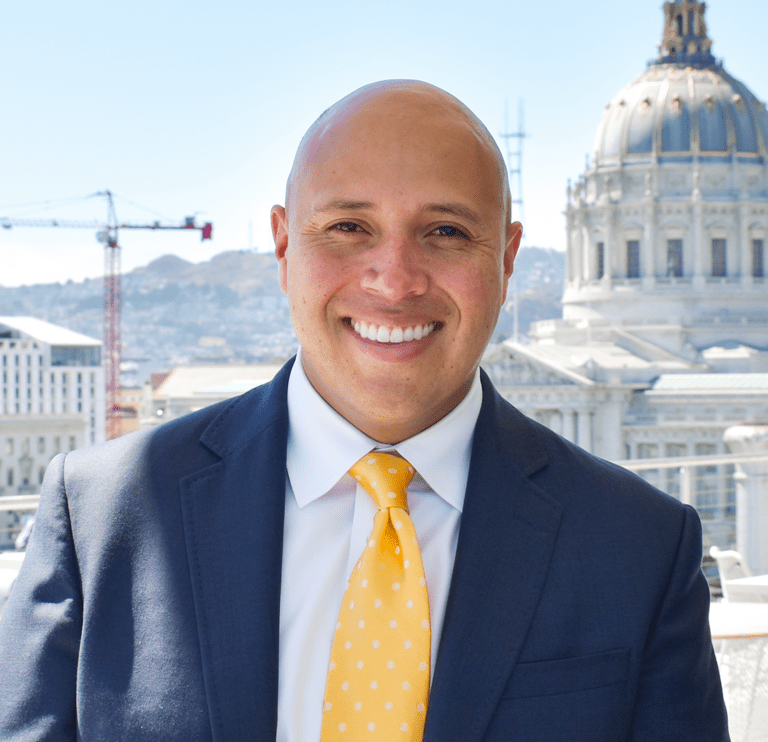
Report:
272,81,522,443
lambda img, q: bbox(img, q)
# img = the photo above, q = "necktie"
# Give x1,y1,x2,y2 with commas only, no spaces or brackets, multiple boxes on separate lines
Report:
321,452,431,739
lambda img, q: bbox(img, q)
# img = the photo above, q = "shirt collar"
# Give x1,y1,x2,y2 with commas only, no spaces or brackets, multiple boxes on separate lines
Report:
286,349,481,513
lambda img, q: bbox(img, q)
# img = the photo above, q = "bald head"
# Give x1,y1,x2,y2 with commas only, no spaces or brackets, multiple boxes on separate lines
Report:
285,80,511,221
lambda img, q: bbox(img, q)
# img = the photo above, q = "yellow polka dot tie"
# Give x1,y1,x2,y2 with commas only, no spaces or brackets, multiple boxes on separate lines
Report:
321,452,431,739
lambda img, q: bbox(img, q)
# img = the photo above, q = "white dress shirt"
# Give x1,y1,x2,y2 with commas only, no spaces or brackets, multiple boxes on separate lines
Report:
276,351,482,742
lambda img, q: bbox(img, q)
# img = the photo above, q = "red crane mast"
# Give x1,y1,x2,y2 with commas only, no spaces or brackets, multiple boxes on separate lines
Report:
1,190,213,440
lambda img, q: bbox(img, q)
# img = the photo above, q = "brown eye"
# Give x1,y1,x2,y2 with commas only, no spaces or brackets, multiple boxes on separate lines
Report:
432,225,468,239
333,222,363,232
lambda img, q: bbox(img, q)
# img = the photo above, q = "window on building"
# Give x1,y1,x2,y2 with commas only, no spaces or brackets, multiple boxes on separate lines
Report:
26,371,31,383
7,469,13,487
39,467,46,484
754,239,765,277
667,239,684,277
711,238,726,277
69,436,77,452
666,443,688,457
54,436,61,454
38,437,45,454
5,439,13,455
637,443,658,458
627,240,640,278
596,242,605,279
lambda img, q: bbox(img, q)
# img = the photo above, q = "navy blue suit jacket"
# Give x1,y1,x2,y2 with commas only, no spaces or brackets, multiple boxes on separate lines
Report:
0,360,728,740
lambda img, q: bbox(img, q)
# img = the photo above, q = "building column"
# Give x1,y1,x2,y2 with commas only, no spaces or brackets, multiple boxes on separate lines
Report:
642,202,656,288
577,410,593,453
571,214,583,288
550,410,563,436
581,222,591,283
723,424,768,574
692,196,705,287
740,205,752,288
561,410,576,443
604,209,615,280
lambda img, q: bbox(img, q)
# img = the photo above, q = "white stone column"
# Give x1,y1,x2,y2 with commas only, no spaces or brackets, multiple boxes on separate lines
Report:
550,411,563,436
571,215,583,288
577,410,593,453
595,396,624,462
581,223,591,282
605,209,615,280
740,205,752,288
723,424,768,575
642,203,656,288
683,181,706,288
561,410,576,443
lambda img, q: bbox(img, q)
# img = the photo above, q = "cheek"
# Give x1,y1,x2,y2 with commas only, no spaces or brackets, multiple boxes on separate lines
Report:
450,266,504,325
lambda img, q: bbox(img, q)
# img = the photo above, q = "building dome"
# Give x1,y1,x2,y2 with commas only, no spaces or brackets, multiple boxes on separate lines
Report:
594,0,768,166
561,0,768,355
594,65,768,166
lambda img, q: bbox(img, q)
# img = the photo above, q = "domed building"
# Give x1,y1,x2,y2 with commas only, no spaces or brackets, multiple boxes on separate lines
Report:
563,0,768,350
482,0,768,556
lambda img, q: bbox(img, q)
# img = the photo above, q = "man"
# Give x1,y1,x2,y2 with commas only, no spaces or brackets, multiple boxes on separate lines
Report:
0,81,728,741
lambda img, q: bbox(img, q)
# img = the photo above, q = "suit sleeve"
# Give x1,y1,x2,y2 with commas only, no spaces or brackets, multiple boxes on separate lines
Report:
0,453,81,741
629,504,729,741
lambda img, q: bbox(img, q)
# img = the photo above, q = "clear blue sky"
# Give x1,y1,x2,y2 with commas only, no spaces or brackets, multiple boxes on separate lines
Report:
1,0,766,286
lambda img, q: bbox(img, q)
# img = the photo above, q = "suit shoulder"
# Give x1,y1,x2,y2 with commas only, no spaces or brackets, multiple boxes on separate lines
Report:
485,383,687,521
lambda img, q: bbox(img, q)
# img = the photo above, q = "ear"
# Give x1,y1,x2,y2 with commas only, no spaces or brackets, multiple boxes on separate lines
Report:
271,205,290,294
501,221,523,303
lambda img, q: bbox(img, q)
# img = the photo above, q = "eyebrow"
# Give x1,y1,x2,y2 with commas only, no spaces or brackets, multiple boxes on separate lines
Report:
421,203,483,226
314,199,483,226
314,199,375,213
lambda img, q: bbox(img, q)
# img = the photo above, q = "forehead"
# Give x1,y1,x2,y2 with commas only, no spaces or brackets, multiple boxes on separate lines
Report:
290,86,506,215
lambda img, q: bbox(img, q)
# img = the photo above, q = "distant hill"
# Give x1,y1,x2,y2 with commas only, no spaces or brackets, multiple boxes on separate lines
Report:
0,246,564,379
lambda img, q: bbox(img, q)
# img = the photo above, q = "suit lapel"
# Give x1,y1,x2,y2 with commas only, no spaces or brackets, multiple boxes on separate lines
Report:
425,374,562,742
180,361,293,742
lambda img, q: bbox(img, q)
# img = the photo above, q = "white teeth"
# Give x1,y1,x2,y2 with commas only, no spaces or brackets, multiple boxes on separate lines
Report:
350,320,435,343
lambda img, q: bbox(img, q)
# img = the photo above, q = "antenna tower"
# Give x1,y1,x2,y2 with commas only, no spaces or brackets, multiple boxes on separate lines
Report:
500,99,528,342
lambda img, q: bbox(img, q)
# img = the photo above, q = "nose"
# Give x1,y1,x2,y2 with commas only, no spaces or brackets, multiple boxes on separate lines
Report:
360,235,428,300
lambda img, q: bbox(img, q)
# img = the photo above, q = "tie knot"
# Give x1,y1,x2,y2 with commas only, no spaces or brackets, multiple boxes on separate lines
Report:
349,452,415,511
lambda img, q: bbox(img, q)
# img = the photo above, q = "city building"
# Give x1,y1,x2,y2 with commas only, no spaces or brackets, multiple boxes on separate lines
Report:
0,316,104,488
482,0,768,555
143,362,283,427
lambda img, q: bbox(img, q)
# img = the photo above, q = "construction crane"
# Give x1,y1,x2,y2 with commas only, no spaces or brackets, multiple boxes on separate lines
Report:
1,190,213,440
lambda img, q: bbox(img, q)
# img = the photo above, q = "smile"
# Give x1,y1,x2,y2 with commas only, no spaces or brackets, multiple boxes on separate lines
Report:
348,319,436,343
